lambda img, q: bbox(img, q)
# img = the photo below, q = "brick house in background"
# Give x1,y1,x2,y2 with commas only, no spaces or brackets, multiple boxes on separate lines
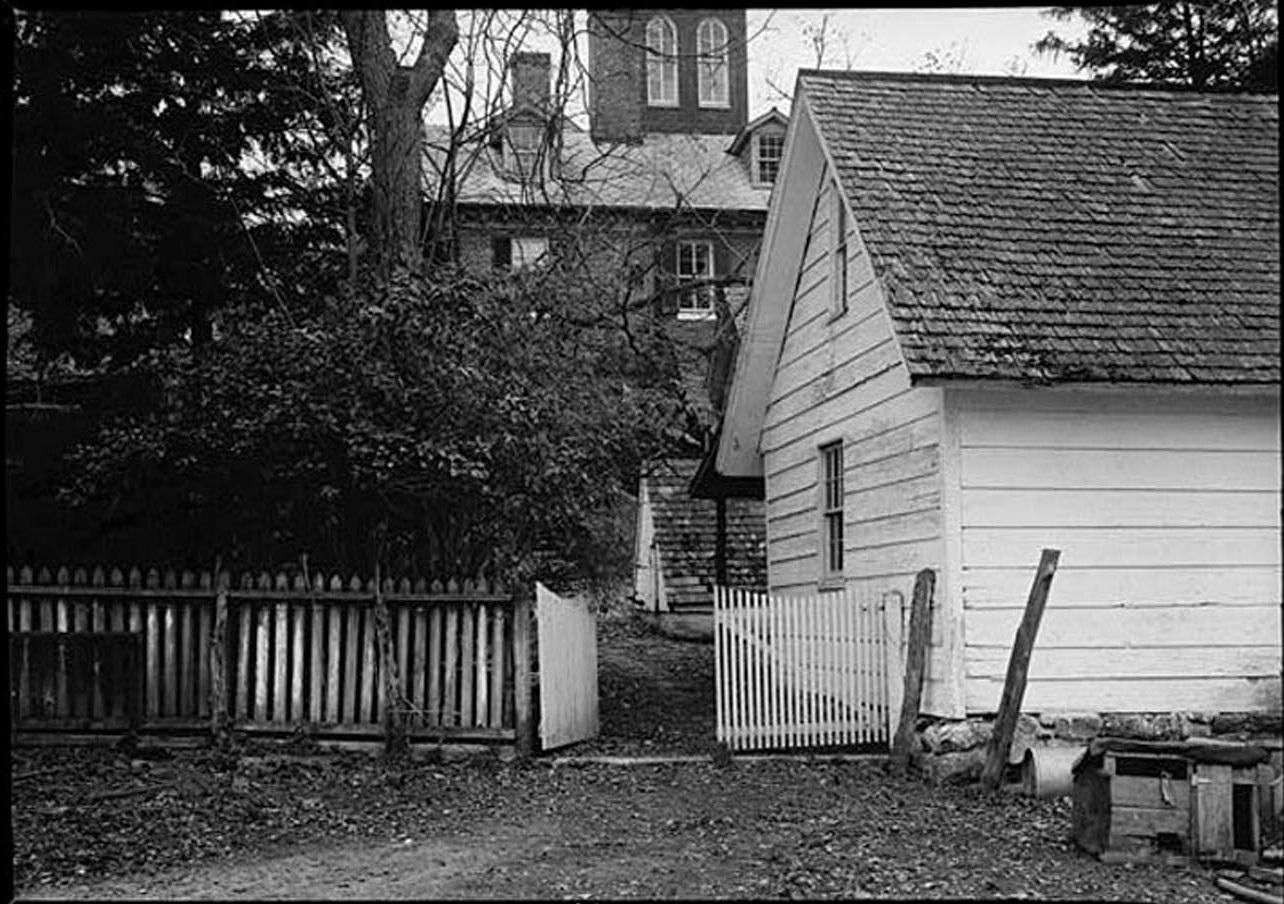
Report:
422,8,775,625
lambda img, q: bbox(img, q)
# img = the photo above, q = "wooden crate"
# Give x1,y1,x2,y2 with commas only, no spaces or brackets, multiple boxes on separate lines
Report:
1074,746,1273,865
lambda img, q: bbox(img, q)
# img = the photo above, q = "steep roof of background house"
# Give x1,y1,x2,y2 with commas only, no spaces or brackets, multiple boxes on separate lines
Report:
644,457,766,608
798,70,1280,385
424,124,773,212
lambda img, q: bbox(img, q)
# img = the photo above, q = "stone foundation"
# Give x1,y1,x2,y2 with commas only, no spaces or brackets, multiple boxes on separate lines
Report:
912,710,1284,785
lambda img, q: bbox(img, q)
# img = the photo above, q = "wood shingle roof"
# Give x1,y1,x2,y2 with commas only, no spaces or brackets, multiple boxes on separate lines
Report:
798,70,1280,385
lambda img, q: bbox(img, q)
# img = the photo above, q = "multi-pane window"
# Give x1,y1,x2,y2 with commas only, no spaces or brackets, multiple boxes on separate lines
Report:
492,235,548,270
831,182,848,315
646,16,678,106
697,18,729,107
820,441,844,577
508,124,541,177
676,240,715,318
755,132,784,184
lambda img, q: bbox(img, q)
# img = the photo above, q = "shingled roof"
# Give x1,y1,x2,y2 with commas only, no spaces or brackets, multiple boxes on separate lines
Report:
424,124,772,213
798,70,1280,384
643,457,765,610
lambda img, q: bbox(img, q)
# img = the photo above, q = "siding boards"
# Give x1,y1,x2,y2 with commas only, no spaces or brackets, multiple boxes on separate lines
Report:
953,388,1283,716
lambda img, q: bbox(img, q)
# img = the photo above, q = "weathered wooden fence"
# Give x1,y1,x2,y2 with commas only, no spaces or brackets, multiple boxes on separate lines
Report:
8,565,531,749
714,585,904,751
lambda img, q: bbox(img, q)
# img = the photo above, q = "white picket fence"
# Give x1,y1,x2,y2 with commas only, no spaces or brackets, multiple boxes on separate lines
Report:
714,585,905,751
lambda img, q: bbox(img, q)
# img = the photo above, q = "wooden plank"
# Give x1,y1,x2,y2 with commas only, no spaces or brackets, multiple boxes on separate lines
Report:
326,603,342,724
236,602,252,721
512,595,532,757
474,604,489,729
273,601,288,723
1193,764,1235,859
963,605,1281,654
443,606,460,727
361,605,377,724
960,447,1280,493
411,607,428,728
164,604,180,717
460,604,476,727
146,603,160,719
891,569,934,776
427,606,443,726
344,604,360,724
195,602,210,720
962,487,1279,530
16,635,31,720
290,601,304,723
966,645,1282,682
489,606,505,728
254,602,270,722
175,603,190,717
963,527,1278,572
1110,804,1190,839
719,590,729,744
310,600,325,724
397,604,412,725
961,565,1283,611
1110,774,1192,811
981,549,1060,792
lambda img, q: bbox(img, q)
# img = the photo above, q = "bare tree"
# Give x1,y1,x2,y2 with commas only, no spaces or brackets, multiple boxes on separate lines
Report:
341,10,459,279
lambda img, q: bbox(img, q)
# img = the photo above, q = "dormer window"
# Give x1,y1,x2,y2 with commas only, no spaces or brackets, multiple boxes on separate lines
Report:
697,18,729,108
754,132,784,185
646,16,678,107
509,124,541,177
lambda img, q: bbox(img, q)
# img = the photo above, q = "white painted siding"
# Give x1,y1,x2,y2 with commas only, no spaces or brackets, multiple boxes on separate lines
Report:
760,158,956,716
951,388,1283,715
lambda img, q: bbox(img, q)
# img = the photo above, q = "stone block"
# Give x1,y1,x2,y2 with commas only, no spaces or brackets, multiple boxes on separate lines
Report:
1211,712,1284,737
1100,712,1185,741
923,748,986,785
923,719,991,754
1051,713,1102,741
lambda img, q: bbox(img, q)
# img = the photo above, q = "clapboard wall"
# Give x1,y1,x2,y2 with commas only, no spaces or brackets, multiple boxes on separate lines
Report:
951,387,1283,715
758,120,955,716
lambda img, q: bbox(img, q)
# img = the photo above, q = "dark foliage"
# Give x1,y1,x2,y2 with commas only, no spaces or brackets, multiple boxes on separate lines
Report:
1036,3,1279,90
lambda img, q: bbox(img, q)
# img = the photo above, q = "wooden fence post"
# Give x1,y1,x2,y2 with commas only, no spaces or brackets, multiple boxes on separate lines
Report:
373,562,408,758
512,592,533,758
890,569,935,778
209,558,230,747
980,548,1060,792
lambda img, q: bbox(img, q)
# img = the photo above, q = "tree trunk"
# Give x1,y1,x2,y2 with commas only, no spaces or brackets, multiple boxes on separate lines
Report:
340,10,459,281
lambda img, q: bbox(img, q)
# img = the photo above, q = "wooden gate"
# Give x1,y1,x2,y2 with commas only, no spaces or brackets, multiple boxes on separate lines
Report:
714,586,903,751
535,583,599,751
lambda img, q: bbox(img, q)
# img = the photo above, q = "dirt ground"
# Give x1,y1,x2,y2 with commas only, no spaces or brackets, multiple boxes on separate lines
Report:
10,612,1241,902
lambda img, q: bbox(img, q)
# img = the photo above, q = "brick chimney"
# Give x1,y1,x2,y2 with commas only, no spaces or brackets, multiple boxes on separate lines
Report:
587,11,644,144
511,52,551,113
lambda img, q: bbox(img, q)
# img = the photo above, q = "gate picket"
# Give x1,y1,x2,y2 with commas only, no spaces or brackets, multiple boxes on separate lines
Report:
714,583,901,752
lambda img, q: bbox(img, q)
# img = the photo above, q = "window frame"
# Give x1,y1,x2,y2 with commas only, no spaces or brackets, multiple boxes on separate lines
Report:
696,17,730,108
819,440,845,582
675,239,716,320
753,131,785,185
830,180,849,318
510,235,549,271
645,16,679,108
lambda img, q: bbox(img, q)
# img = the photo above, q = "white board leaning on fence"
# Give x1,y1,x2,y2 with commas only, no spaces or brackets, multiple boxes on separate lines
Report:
535,583,599,751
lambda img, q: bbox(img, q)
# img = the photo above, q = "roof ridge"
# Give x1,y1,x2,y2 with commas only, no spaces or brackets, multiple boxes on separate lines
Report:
796,67,1280,98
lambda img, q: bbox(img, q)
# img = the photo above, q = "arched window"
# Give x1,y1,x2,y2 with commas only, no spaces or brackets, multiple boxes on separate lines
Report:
646,16,678,106
697,18,729,107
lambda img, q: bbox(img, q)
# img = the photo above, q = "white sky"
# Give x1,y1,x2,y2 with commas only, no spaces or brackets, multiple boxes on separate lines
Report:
421,7,1089,124
747,8,1087,113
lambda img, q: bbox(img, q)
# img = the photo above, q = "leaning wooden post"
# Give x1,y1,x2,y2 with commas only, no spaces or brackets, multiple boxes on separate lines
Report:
209,557,230,747
890,569,935,778
512,590,533,758
980,548,1060,792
